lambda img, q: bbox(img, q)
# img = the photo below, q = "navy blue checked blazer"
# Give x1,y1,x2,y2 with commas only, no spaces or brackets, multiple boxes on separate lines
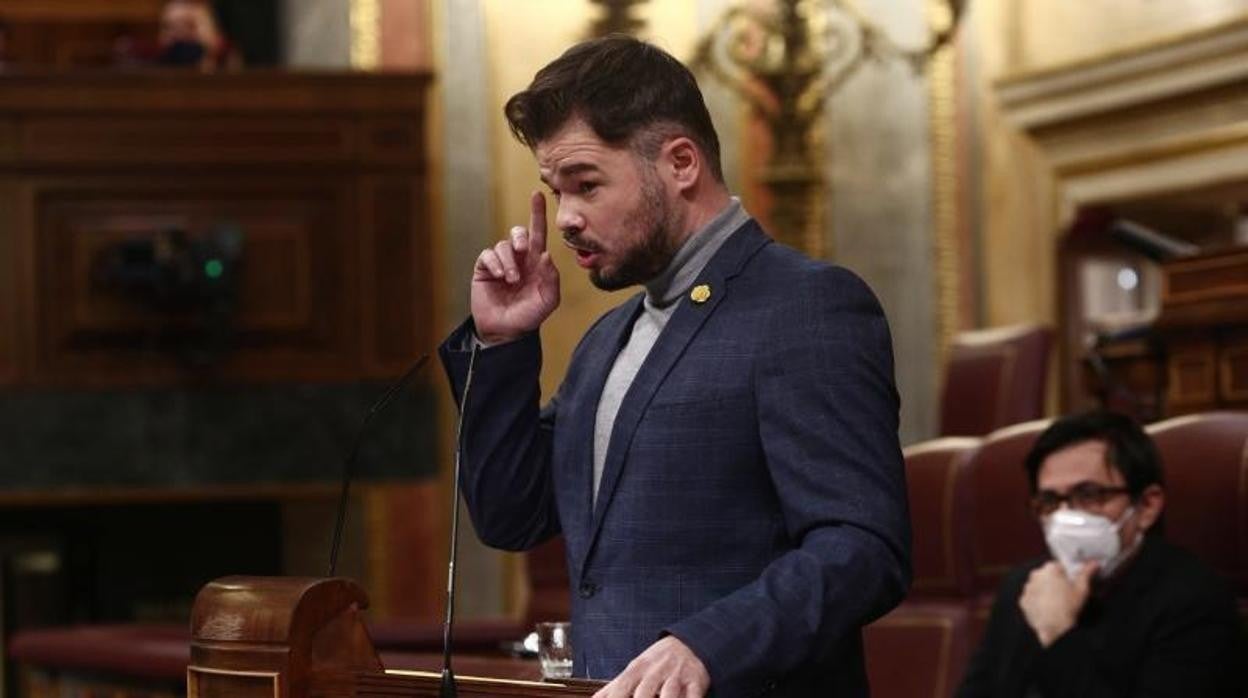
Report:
439,219,911,697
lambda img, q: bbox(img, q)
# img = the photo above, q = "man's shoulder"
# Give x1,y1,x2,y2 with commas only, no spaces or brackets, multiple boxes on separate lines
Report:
1142,537,1235,600
739,232,881,304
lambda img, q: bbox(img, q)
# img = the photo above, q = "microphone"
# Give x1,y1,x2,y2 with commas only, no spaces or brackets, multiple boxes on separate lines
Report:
327,353,431,577
439,342,480,698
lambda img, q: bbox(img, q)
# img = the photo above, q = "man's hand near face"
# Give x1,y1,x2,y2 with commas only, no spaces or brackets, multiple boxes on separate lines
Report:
592,636,710,698
1019,560,1097,648
472,191,561,344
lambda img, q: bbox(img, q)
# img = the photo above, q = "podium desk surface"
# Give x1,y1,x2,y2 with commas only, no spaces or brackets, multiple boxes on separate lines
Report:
377,653,602,696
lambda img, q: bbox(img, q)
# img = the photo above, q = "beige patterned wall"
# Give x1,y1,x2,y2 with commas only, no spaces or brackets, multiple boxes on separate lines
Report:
281,0,351,68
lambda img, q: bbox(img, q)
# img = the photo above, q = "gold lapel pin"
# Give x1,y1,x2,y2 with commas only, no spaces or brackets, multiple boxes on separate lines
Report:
690,284,712,304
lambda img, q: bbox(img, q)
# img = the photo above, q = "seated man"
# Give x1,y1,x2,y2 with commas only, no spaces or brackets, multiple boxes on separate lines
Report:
957,411,1242,697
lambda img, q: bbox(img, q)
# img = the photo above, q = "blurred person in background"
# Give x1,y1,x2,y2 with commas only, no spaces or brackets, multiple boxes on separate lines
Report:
156,0,238,71
957,411,1242,697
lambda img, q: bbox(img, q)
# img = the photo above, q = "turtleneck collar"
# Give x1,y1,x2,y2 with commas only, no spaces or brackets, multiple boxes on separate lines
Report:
643,197,749,308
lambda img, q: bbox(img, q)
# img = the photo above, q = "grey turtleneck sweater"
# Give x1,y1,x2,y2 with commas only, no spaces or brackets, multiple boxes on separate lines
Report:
591,198,749,503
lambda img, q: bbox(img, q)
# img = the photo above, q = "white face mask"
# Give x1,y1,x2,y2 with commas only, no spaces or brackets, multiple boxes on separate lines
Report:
1043,506,1141,580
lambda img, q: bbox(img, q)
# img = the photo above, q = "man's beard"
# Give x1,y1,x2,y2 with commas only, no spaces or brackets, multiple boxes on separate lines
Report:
588,166,681,291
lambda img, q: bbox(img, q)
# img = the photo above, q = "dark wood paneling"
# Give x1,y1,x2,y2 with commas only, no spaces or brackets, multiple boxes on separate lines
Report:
0,0,162,21
0,179,18,383
18,117,359,165
0,72,432,388
0,118,18,162
361,117,428,165
1222,340,1248,400
0,71,430,116
361,176,432,375
26,180,362,385
0,72,440,621
0,1,163,68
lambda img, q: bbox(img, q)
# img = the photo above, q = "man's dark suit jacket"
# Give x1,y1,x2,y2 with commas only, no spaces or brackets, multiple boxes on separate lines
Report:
440,220,911,697
956,536,1244,697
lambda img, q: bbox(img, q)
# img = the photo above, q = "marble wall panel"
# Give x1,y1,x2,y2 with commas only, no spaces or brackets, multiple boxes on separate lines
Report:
281,0,351,68
827,0,938,445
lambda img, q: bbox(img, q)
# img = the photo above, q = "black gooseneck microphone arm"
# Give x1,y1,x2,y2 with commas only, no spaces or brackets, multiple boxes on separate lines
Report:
327,353,431,577
440,342,479,698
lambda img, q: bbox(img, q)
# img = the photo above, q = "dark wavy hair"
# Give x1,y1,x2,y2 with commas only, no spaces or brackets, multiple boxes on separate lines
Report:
1023,410,1164,498
503,34,723,182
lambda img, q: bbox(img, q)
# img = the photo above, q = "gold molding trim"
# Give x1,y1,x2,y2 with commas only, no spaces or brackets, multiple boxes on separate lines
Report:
997,12,1248,87
928,0,960,367
351,0,381,71
187,666,281,698
995,16,1248,132
1053,122,1248,178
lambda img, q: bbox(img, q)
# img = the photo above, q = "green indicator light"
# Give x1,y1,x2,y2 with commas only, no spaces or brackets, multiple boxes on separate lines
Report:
204,259,224,279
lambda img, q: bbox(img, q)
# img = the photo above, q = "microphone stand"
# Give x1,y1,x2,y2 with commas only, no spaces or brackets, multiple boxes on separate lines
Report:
440,342,479,698
327,354,430,577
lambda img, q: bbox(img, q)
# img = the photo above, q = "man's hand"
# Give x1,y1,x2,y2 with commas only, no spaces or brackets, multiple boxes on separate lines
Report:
1019,560,1096,648
592,636,710,698
471,191,560,344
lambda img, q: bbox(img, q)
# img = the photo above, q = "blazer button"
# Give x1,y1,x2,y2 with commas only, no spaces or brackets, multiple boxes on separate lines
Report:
578,581,598,599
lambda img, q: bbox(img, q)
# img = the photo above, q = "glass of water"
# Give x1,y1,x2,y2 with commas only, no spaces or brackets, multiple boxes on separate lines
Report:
535,621,573,680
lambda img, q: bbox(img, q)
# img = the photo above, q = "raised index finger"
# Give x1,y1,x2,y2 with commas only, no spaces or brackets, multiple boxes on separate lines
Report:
529,190,548,255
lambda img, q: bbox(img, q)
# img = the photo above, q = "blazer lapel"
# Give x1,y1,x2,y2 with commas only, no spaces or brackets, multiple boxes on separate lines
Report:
565,293,644,539
579,222,771,568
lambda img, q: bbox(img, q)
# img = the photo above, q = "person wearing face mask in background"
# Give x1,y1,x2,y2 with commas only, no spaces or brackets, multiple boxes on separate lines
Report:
956,410,1243,698
155,0,237,72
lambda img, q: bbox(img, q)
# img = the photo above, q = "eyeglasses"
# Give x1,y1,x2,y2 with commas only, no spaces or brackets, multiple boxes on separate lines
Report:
1030,483,1132,516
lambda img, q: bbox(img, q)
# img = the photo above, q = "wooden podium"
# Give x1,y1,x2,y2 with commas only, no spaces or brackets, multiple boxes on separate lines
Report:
188,577,596,698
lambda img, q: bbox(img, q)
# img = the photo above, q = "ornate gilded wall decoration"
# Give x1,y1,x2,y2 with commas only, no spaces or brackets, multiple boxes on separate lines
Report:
692,0,964,257
587,0,650,37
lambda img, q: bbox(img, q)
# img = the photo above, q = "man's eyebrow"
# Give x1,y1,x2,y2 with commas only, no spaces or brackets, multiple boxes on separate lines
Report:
539,162,601,186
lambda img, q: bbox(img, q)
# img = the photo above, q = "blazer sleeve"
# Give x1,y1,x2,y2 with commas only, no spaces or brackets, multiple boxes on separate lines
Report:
439,319,560,551
665,266,912,696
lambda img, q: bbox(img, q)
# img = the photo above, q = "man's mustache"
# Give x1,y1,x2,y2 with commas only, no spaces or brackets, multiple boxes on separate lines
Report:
562,234,602,253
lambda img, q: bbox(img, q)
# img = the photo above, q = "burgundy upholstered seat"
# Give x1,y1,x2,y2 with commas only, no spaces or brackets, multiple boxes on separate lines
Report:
964,419,1051,597
1146,412,1248,608
864,437,980,698
864,600,973,698
903,437,981,599
939,325,1052,437
9,624,189,681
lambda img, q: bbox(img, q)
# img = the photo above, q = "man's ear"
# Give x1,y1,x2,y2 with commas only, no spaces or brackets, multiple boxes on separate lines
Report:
660,137,701,194
1135,484,1165,532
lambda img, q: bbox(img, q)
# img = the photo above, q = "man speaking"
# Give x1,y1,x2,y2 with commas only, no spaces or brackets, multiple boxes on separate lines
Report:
439,35,910,698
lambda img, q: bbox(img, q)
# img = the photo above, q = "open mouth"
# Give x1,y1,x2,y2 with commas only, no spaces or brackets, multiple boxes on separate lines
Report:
563,238,601,268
